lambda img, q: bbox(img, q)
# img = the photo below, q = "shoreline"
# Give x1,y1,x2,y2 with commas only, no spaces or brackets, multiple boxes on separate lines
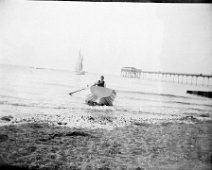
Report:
0,118,212,170
0,109,211,130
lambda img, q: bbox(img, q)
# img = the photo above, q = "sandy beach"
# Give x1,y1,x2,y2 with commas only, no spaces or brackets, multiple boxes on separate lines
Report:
0,114,211,170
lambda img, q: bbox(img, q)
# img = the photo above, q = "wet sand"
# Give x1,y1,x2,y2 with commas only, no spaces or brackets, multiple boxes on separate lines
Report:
0,115,212,170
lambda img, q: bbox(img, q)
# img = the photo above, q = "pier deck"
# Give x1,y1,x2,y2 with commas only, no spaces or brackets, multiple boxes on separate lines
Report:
121,67,212,86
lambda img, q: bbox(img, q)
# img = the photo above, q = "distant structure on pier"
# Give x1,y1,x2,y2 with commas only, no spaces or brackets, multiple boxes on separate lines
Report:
121,67,141,78
121,67,212,86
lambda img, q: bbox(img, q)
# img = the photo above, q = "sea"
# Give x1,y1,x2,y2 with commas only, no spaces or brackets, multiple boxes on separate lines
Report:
0,64,212,128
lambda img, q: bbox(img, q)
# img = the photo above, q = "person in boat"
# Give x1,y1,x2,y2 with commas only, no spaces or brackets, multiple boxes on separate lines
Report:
93,75,106,87
86,75,106,106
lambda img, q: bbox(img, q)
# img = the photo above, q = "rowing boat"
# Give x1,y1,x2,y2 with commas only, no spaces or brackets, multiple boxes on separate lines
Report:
85,86,116,106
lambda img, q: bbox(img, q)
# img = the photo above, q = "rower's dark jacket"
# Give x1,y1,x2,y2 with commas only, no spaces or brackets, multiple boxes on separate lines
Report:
97,80,105,87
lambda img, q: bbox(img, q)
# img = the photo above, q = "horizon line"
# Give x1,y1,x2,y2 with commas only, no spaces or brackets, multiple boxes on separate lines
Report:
0,63,211,76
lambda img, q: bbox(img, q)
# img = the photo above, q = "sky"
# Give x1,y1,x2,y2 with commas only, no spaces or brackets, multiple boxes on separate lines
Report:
0,0,212,75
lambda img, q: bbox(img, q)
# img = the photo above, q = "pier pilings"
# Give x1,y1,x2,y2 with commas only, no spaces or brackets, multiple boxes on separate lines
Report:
121,67,212,86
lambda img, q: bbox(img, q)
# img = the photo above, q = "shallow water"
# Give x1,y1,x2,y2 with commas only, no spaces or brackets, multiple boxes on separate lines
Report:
0,64,212,128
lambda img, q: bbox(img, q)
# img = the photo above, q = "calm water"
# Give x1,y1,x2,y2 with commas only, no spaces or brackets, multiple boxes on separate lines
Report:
0,64,212,123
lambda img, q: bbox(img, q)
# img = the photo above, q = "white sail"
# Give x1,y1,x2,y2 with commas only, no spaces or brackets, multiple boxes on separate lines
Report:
75,51,85,75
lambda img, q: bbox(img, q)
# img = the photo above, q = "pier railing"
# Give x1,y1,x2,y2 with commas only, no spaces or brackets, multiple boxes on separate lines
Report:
121,67,212,86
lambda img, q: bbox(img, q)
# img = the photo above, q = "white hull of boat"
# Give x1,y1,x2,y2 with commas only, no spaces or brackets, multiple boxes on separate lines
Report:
85,86,116,106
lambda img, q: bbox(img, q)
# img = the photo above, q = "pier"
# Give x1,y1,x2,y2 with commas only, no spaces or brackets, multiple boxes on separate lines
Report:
121,67,141,78
121,67,212,86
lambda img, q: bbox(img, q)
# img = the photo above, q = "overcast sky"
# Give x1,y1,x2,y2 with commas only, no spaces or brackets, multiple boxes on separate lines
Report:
0,0,212,75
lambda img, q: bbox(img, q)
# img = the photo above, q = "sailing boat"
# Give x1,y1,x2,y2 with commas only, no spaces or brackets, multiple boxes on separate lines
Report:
75,51,85,75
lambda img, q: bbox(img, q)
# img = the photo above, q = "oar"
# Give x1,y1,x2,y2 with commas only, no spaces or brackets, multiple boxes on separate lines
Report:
69,85,90,96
